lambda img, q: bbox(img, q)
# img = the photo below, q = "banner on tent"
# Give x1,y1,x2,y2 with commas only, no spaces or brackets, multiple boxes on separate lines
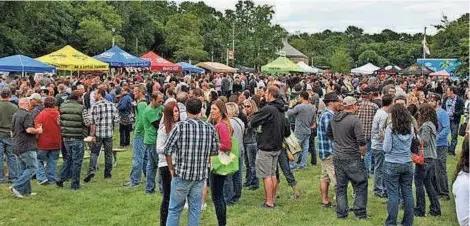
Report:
417,58,461,73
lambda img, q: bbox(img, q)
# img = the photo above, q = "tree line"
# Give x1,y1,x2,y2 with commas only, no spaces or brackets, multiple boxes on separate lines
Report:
0,1,467,74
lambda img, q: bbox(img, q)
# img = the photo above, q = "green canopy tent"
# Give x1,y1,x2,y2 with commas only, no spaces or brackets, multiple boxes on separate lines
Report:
261,57,305,74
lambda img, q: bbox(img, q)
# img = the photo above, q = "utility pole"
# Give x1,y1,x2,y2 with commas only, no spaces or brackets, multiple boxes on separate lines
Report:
232,21,235,67
112,28,116,47
226,43,229,65
135,37,138,54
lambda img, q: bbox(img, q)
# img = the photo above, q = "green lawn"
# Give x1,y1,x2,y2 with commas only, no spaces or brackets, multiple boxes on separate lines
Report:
0,135,463,226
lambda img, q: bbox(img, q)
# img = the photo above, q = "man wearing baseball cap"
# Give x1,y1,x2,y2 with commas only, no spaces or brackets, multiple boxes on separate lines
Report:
27,93,44,119
317,92,339,208
327,96,368,219
428,93,451,200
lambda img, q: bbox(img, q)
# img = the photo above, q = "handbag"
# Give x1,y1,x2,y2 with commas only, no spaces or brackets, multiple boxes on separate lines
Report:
410,126,420,154
211,137,239,175
411,127,424,165
459,122,468,137
283,132,301,162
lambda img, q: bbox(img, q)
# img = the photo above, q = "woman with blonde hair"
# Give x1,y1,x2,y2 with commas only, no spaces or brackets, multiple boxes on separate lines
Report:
223,102,245,205
242,99,259,189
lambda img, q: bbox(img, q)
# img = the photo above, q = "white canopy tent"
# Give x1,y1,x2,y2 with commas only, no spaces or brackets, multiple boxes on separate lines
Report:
296,61,324,73
351,63,380,74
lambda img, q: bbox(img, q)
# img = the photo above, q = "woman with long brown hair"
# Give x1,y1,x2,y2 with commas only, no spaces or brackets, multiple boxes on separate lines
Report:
415,103,441,217
156,101,179,226
383,104,414,226
208,99,232,226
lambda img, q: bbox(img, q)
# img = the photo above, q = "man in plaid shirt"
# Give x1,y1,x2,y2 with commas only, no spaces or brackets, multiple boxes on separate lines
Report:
317,92,339,208
84,88,118,183
164,98,218,226
357,87,378,176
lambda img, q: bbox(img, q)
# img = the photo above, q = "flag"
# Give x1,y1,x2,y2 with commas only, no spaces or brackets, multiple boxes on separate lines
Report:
423,27,430,56
422,36,431,55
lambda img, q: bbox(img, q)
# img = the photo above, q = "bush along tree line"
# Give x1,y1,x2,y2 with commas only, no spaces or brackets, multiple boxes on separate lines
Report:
0,1,468,74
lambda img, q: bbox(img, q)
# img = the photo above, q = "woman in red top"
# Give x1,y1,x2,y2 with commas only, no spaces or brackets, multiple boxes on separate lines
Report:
209,100,232,226
35,96,61,184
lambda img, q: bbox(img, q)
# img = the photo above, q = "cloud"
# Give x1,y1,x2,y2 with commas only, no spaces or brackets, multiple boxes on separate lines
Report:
174,0,468,35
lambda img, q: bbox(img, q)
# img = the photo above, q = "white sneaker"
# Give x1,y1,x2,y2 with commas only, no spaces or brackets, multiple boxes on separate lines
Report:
184,202,189,209
9,186,24,199
29,192,37,196
38,179,49,185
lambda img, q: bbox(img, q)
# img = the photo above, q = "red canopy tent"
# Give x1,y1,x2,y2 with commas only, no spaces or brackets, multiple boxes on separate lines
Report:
141,51,181,72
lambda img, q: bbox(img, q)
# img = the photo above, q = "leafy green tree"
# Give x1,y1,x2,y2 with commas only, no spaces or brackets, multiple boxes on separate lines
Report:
164,13,207,62
330,48,352,73
358,50,388,67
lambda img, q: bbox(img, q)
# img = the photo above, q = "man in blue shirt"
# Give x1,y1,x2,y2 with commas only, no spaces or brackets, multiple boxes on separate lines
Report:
429,93,451,199
441,87,465,156
317,92,339,207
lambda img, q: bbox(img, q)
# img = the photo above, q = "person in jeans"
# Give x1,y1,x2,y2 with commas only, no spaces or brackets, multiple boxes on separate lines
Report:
428,93,451,199
357,88,379,176
84,88,118,182
415,103,441,217
382,104,414,226
35,97,61,185
0,87,18,184
125,85,148,187
242,99,259,190
10,98,43,198
275,147,300,199
327,96,368,219
117,86,133,147
208,100,233,226
317,92,339,207
156,102,179,226
56,91,86,190
143,91,164,194
370,94,394,198
441,86,464,156
287,91,316,171
164,98,218,226
224,102,244,205
249,86,288,208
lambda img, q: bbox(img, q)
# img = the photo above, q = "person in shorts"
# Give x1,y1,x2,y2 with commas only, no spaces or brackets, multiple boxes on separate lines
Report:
249,86,287,208
317,92,339,207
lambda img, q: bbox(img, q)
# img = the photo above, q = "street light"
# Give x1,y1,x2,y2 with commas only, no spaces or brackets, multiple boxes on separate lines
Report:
112,28,116,47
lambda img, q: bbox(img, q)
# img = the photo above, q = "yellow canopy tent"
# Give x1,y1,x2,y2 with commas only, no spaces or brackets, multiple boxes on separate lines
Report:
36,45,109,71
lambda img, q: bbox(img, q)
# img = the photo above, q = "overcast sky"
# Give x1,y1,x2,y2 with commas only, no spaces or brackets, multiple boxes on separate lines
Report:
178,0,469,35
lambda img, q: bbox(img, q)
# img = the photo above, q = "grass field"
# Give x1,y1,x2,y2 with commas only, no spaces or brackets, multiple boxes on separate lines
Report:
0,134,463,226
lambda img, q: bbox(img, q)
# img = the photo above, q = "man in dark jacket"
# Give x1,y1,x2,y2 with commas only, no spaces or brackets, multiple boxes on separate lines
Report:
327,96,368,219
117,87,133,147
249,86,287,208
56,91,85,190
442,86,465,156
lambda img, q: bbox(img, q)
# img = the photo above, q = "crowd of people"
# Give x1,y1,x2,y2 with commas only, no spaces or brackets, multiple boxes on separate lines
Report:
0,71,469,226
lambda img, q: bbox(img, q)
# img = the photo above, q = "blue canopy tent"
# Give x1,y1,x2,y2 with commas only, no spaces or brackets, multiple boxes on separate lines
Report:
94,46,150,67
0,55,55,73
177,62,205,73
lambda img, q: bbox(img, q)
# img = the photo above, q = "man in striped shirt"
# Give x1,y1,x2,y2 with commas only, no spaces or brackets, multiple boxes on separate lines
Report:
317,92,339,208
